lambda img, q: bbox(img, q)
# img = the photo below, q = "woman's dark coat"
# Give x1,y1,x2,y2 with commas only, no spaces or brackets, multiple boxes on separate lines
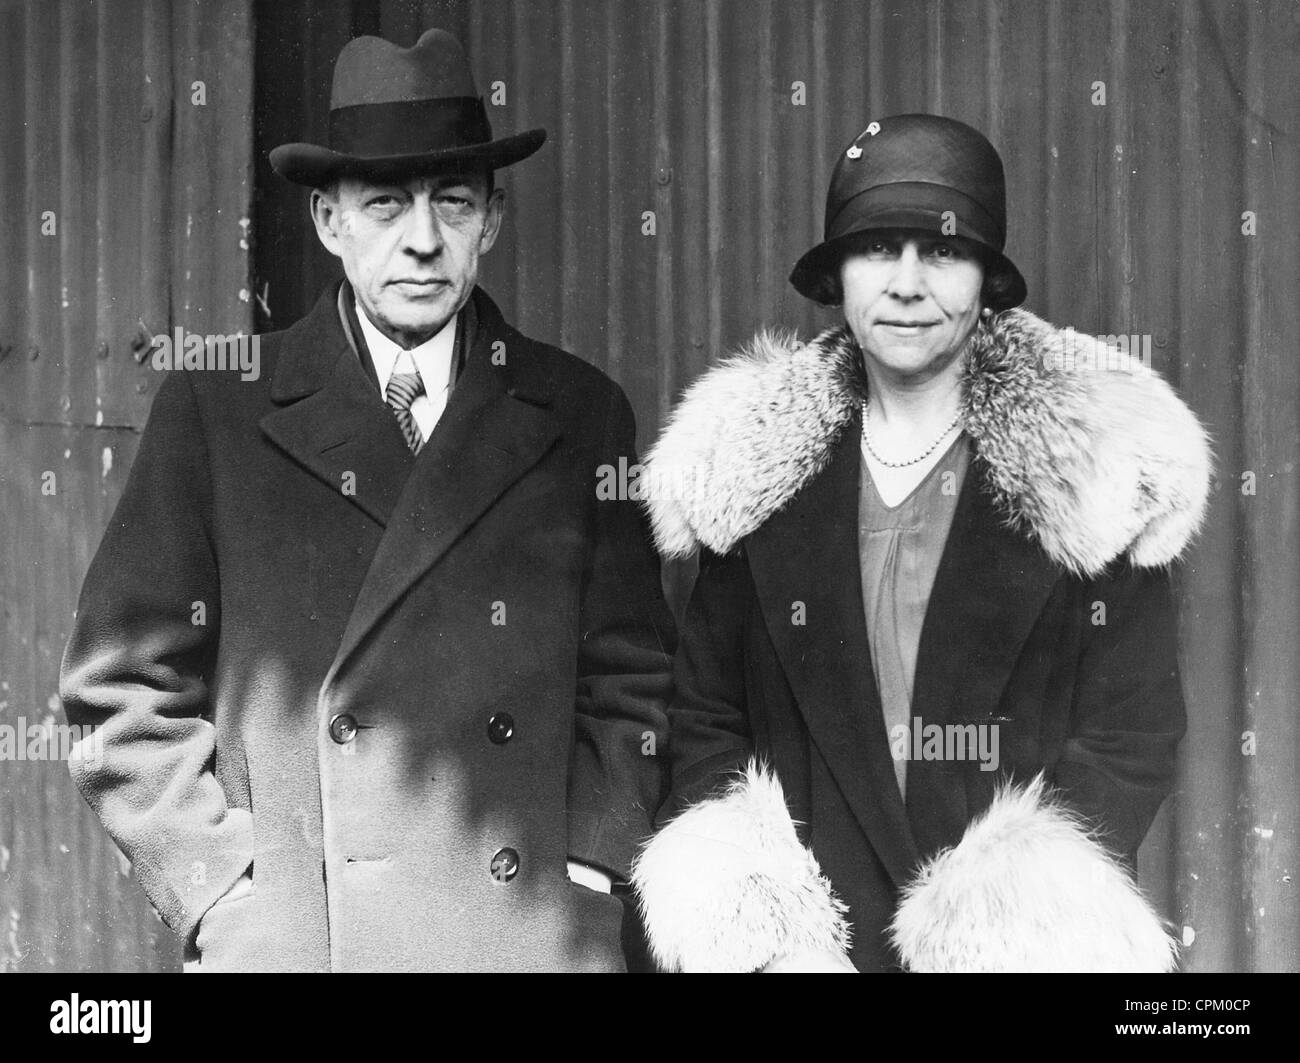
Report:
636,310,1211,972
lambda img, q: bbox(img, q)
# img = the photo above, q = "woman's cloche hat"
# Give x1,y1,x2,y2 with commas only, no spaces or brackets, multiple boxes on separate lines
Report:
790,113,1027,311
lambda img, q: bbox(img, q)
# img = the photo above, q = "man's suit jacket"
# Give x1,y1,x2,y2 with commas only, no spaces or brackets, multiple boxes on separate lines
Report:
60,283,676,972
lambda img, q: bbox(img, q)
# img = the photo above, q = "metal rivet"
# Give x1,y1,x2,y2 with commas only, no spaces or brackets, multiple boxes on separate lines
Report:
131,317,154,356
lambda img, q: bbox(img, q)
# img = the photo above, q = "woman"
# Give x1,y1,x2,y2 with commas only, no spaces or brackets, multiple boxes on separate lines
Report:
631,114,1211,973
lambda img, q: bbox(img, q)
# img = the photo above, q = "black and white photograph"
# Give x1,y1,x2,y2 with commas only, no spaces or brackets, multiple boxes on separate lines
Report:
0,0,1295,1036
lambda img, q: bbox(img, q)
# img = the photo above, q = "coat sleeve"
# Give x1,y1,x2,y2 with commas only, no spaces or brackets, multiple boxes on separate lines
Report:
632,545,852,972
59,372,254,944
566,383,677,880
655,545,756,824
1052,559,1188,860
892,561,1187,973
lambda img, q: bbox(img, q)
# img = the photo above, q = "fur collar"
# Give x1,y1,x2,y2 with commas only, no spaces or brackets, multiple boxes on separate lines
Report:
643,308,1211,577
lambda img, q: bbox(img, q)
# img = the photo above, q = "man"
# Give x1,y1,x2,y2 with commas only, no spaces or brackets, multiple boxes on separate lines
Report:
60,29,674,972
631,115,1209,972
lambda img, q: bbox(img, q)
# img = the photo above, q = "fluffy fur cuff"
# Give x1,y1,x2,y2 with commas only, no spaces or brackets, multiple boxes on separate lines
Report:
891,776,1180,972
631,761,851,972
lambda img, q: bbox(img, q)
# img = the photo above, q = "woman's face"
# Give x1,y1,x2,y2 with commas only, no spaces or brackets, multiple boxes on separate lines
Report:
840,229,984,386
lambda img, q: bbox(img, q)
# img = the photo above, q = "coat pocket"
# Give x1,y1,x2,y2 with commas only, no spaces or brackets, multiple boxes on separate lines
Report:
562,880,628,972
191,876,257,971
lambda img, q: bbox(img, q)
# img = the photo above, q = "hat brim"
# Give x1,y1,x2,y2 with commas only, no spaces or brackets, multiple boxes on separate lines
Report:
269,128,547,187
790,202,1027,312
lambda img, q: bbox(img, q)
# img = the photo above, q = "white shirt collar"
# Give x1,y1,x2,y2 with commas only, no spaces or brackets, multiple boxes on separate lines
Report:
353,298,457,397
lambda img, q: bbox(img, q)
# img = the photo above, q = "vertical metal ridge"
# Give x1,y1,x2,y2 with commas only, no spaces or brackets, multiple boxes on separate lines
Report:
1111,0,1135,326
928,0,943,112
705,0,722,369
603,0,624,385
1173,0,1246,974
652,0,675,421
1237,0,1298,975
557,0,578,354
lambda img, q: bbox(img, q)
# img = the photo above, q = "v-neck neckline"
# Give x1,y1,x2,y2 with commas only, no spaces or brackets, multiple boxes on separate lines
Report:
862,433,968,515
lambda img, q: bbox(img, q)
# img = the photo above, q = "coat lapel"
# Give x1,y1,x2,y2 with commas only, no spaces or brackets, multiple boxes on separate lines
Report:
328,288,562,679
905,455,1064,856
744,414,921,889
260,283,415,527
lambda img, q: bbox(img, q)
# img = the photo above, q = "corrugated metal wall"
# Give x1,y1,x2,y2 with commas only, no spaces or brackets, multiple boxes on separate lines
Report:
2,0,1295,972
0,0,253,971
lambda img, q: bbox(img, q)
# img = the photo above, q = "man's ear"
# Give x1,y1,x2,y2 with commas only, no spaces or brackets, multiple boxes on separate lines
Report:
310,188,344,259
478,187,505,256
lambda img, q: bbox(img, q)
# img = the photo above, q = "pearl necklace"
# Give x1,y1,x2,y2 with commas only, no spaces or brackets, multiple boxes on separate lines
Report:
860,399,962,468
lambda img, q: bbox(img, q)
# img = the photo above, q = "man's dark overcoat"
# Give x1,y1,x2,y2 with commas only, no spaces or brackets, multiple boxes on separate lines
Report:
61,283,675,972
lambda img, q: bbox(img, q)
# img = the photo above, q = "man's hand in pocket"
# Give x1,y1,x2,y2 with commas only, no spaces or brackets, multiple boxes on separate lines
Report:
194,871,254,950
214,872,254,906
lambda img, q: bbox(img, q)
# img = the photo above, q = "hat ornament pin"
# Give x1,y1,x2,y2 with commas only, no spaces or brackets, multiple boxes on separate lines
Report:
845,121,881,159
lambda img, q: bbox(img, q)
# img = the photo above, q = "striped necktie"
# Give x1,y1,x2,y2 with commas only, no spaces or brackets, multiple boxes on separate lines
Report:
386,368,425,454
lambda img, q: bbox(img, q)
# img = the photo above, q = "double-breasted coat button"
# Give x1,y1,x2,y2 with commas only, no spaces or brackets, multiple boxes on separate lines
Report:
490,847,520,882
486,712,514,745
329,713,358,744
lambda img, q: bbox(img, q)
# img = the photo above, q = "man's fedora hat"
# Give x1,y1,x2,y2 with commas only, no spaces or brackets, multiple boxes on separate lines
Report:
790,113,1027,311
270,29,546,187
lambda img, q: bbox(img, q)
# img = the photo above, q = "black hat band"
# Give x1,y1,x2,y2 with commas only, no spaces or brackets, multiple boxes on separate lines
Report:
328,96,492,157
827,182,1006,251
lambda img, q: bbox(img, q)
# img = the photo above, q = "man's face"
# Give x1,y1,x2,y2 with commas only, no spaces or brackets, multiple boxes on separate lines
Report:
311,170,504,348
840,229,984,386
